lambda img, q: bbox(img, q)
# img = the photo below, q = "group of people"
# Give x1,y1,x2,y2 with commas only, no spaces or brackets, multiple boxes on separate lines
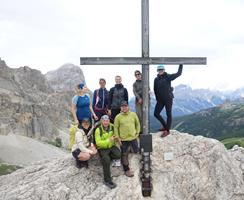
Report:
70,65,183,189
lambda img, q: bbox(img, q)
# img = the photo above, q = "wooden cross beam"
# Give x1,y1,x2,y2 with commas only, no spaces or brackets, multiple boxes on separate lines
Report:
80,57,206,65
80,0,206,196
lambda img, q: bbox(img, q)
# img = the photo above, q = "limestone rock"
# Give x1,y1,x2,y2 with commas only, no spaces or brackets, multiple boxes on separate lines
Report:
0,134,68,166
0,60,78,144
0,131,244,200
45,63,85,92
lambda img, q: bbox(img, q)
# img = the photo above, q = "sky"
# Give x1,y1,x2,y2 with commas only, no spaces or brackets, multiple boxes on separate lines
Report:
1,0,244,97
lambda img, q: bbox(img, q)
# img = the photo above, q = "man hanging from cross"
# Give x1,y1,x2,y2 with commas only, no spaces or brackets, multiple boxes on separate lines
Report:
154,64,183,137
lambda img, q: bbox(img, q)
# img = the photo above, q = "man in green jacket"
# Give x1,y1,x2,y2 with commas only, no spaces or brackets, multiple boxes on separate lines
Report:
114,101,140,177
95,115,121,189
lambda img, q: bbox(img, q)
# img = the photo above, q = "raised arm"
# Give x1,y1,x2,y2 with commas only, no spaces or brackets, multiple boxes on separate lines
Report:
168,64,183,81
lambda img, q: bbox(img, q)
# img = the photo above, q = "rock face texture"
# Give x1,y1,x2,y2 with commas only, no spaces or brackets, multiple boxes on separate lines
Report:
1,131,244,200
0,60,85,144
0,134,68,166
45,63,85,92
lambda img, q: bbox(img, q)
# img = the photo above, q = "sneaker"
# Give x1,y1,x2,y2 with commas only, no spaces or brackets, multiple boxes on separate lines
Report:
125,170,134,177
111,159,121,167
104,181,117,189
111,160,116,167
114,159,121,167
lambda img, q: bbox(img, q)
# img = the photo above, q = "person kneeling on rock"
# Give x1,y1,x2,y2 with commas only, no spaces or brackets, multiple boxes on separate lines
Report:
95,115,121,189
71,118,97,168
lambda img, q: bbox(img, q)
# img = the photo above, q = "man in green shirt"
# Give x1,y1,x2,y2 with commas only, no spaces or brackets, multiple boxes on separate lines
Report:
114,101,140,177
95,115,121,189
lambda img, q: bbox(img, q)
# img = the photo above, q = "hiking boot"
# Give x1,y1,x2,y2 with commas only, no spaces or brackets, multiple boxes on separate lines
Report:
104,181,117,189
125,170,134,177
83,161,89,168
160,130,170,138
76,160,88,169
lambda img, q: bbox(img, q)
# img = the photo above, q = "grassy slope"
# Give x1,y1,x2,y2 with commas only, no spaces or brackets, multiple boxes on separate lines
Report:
173,103,244,140
221,137,244,149
0,163,21,176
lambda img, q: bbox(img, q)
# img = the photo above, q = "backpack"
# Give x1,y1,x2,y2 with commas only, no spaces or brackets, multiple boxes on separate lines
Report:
92,123,114,146
69,123,78,150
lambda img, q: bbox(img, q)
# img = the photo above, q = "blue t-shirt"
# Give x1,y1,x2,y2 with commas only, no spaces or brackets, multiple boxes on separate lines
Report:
72,94,91,121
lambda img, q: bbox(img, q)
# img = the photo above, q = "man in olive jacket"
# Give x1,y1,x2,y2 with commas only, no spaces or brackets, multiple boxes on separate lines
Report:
114,101,140,177
95,115,121,189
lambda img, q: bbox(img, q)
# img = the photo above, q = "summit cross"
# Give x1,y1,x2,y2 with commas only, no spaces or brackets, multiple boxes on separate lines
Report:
80,0,206,196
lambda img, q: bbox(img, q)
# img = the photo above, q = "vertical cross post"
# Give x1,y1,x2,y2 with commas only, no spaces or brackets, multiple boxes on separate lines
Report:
140,0,152,196
142,0,149,136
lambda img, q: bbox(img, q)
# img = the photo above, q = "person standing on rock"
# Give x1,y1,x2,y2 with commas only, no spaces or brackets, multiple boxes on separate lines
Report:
71,118,97,168
95,115,121,189
153,64,183,137
114,101,140,177
133,70,143,133
107,75,128,123
71,83,98,128
92,78,109,121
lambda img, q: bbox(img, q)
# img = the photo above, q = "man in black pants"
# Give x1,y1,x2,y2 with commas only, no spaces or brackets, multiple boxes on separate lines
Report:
95,115,121,189
153,64,183,137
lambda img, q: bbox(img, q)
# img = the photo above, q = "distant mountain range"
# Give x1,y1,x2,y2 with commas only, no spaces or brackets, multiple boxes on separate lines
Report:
172,98,244,140
129,84,244,131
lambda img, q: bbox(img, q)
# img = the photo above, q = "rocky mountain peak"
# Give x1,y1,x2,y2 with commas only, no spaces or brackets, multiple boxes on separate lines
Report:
45,63,85,92
0,57,7,68
0,131,243,200
0,61,73,141
14,66,53,94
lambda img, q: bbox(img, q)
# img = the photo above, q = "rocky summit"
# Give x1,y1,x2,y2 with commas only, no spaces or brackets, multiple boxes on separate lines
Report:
0,60,85,144
0,131,244,200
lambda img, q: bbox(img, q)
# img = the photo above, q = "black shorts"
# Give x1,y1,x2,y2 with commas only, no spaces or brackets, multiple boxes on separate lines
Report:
72,149,81,160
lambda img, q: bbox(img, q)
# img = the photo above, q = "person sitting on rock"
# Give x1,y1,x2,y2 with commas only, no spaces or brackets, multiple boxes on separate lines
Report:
71,118,97,168
114,101,140,177
95,115,121,189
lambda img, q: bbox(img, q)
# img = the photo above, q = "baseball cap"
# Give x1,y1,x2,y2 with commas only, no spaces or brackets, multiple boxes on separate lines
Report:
157,65,165,71
101,115,110,120
120,101,128,107
81,118,90,123
79,83,85,89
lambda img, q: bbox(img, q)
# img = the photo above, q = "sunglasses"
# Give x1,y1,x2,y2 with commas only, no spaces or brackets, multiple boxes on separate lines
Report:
135,73,141,76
